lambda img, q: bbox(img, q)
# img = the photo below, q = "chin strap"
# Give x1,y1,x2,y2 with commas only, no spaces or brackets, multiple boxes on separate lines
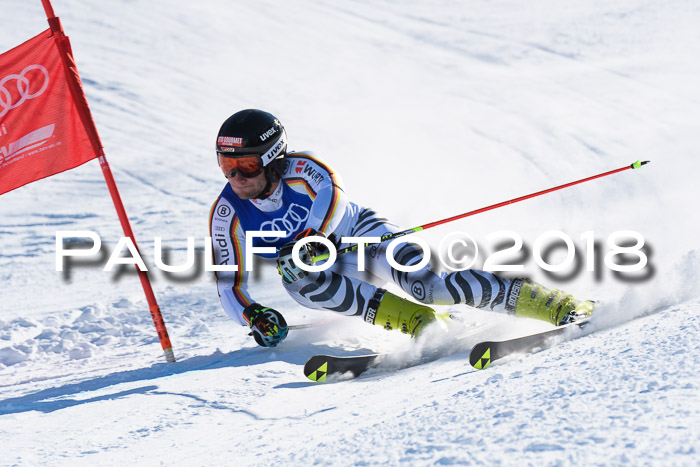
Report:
254,166,275,200
255,158,285,200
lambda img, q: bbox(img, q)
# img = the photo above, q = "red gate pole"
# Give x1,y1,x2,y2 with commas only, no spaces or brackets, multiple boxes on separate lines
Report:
98,157,176,363
41,0,175,362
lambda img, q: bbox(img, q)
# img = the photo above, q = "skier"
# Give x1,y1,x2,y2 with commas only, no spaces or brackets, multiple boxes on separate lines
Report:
209,109,593,348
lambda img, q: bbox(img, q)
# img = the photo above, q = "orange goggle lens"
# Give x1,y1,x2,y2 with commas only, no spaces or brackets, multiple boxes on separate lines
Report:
218,154,264,179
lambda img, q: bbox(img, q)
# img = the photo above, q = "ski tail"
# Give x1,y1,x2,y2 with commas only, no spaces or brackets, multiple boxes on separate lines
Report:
469,319,592,369
304,354,379,381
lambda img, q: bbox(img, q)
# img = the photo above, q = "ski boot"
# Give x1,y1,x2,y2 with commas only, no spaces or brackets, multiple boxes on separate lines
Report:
509,279,594,326
364,289,449,338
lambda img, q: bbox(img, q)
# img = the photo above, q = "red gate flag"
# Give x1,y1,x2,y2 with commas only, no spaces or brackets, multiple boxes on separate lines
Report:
1,1,176,363
0,27,101,194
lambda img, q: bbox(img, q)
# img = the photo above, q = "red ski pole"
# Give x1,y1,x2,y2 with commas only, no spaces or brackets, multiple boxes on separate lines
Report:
313,160,650,262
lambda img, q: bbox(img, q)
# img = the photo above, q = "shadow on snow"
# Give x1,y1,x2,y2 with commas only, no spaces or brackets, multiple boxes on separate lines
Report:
0,342,364,415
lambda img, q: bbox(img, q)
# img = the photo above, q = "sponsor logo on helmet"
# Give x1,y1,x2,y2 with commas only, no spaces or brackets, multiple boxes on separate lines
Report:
218,147,236,153
260,133,287,165
218,136,243,147
259,127,278,142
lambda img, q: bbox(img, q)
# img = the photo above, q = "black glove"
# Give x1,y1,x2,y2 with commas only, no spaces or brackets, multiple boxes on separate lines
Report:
277,228,326,283
242,303,288,348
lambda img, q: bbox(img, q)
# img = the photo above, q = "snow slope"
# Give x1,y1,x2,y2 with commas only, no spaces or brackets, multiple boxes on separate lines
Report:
1,0,699,465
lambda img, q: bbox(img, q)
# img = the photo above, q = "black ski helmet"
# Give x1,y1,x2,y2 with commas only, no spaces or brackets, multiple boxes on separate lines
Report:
216,109,288,198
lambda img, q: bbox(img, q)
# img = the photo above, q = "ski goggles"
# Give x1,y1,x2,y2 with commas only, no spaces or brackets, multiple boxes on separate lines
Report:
217,153,264,179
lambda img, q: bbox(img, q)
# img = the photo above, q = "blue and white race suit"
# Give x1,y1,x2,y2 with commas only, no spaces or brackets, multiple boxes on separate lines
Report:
209,152,515,327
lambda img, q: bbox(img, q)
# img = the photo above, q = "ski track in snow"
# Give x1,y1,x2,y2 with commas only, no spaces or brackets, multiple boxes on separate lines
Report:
2,0,700,465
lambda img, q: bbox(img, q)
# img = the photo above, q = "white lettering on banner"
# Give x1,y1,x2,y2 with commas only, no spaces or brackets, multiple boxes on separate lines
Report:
204,236,238,271
293,236,337,273
0,64,50,118
53,230,651,277
605,230,647,272
259,203,310,242
483,230,524,272
438,232,479,272
246,231,286,271
533,230,575,272
386,237,432,273
103,237,149,272
340,236,381,272
55,231,102,271
154,237,195,272
0,124,55,165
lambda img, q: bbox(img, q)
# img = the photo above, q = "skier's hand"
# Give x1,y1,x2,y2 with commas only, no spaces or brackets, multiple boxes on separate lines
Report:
242,303,288,348
293,228,327,257
276,229,326,283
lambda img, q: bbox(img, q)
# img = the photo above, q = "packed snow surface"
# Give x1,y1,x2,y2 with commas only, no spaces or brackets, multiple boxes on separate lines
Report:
1,0,699,465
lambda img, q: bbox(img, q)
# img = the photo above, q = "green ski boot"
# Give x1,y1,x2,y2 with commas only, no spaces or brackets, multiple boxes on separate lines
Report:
510,279,594,326
364,289,448,338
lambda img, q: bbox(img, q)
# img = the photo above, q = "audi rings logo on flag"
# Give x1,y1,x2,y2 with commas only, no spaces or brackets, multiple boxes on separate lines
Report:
0,64,50,118
259,203,310,242
0,28,99,195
